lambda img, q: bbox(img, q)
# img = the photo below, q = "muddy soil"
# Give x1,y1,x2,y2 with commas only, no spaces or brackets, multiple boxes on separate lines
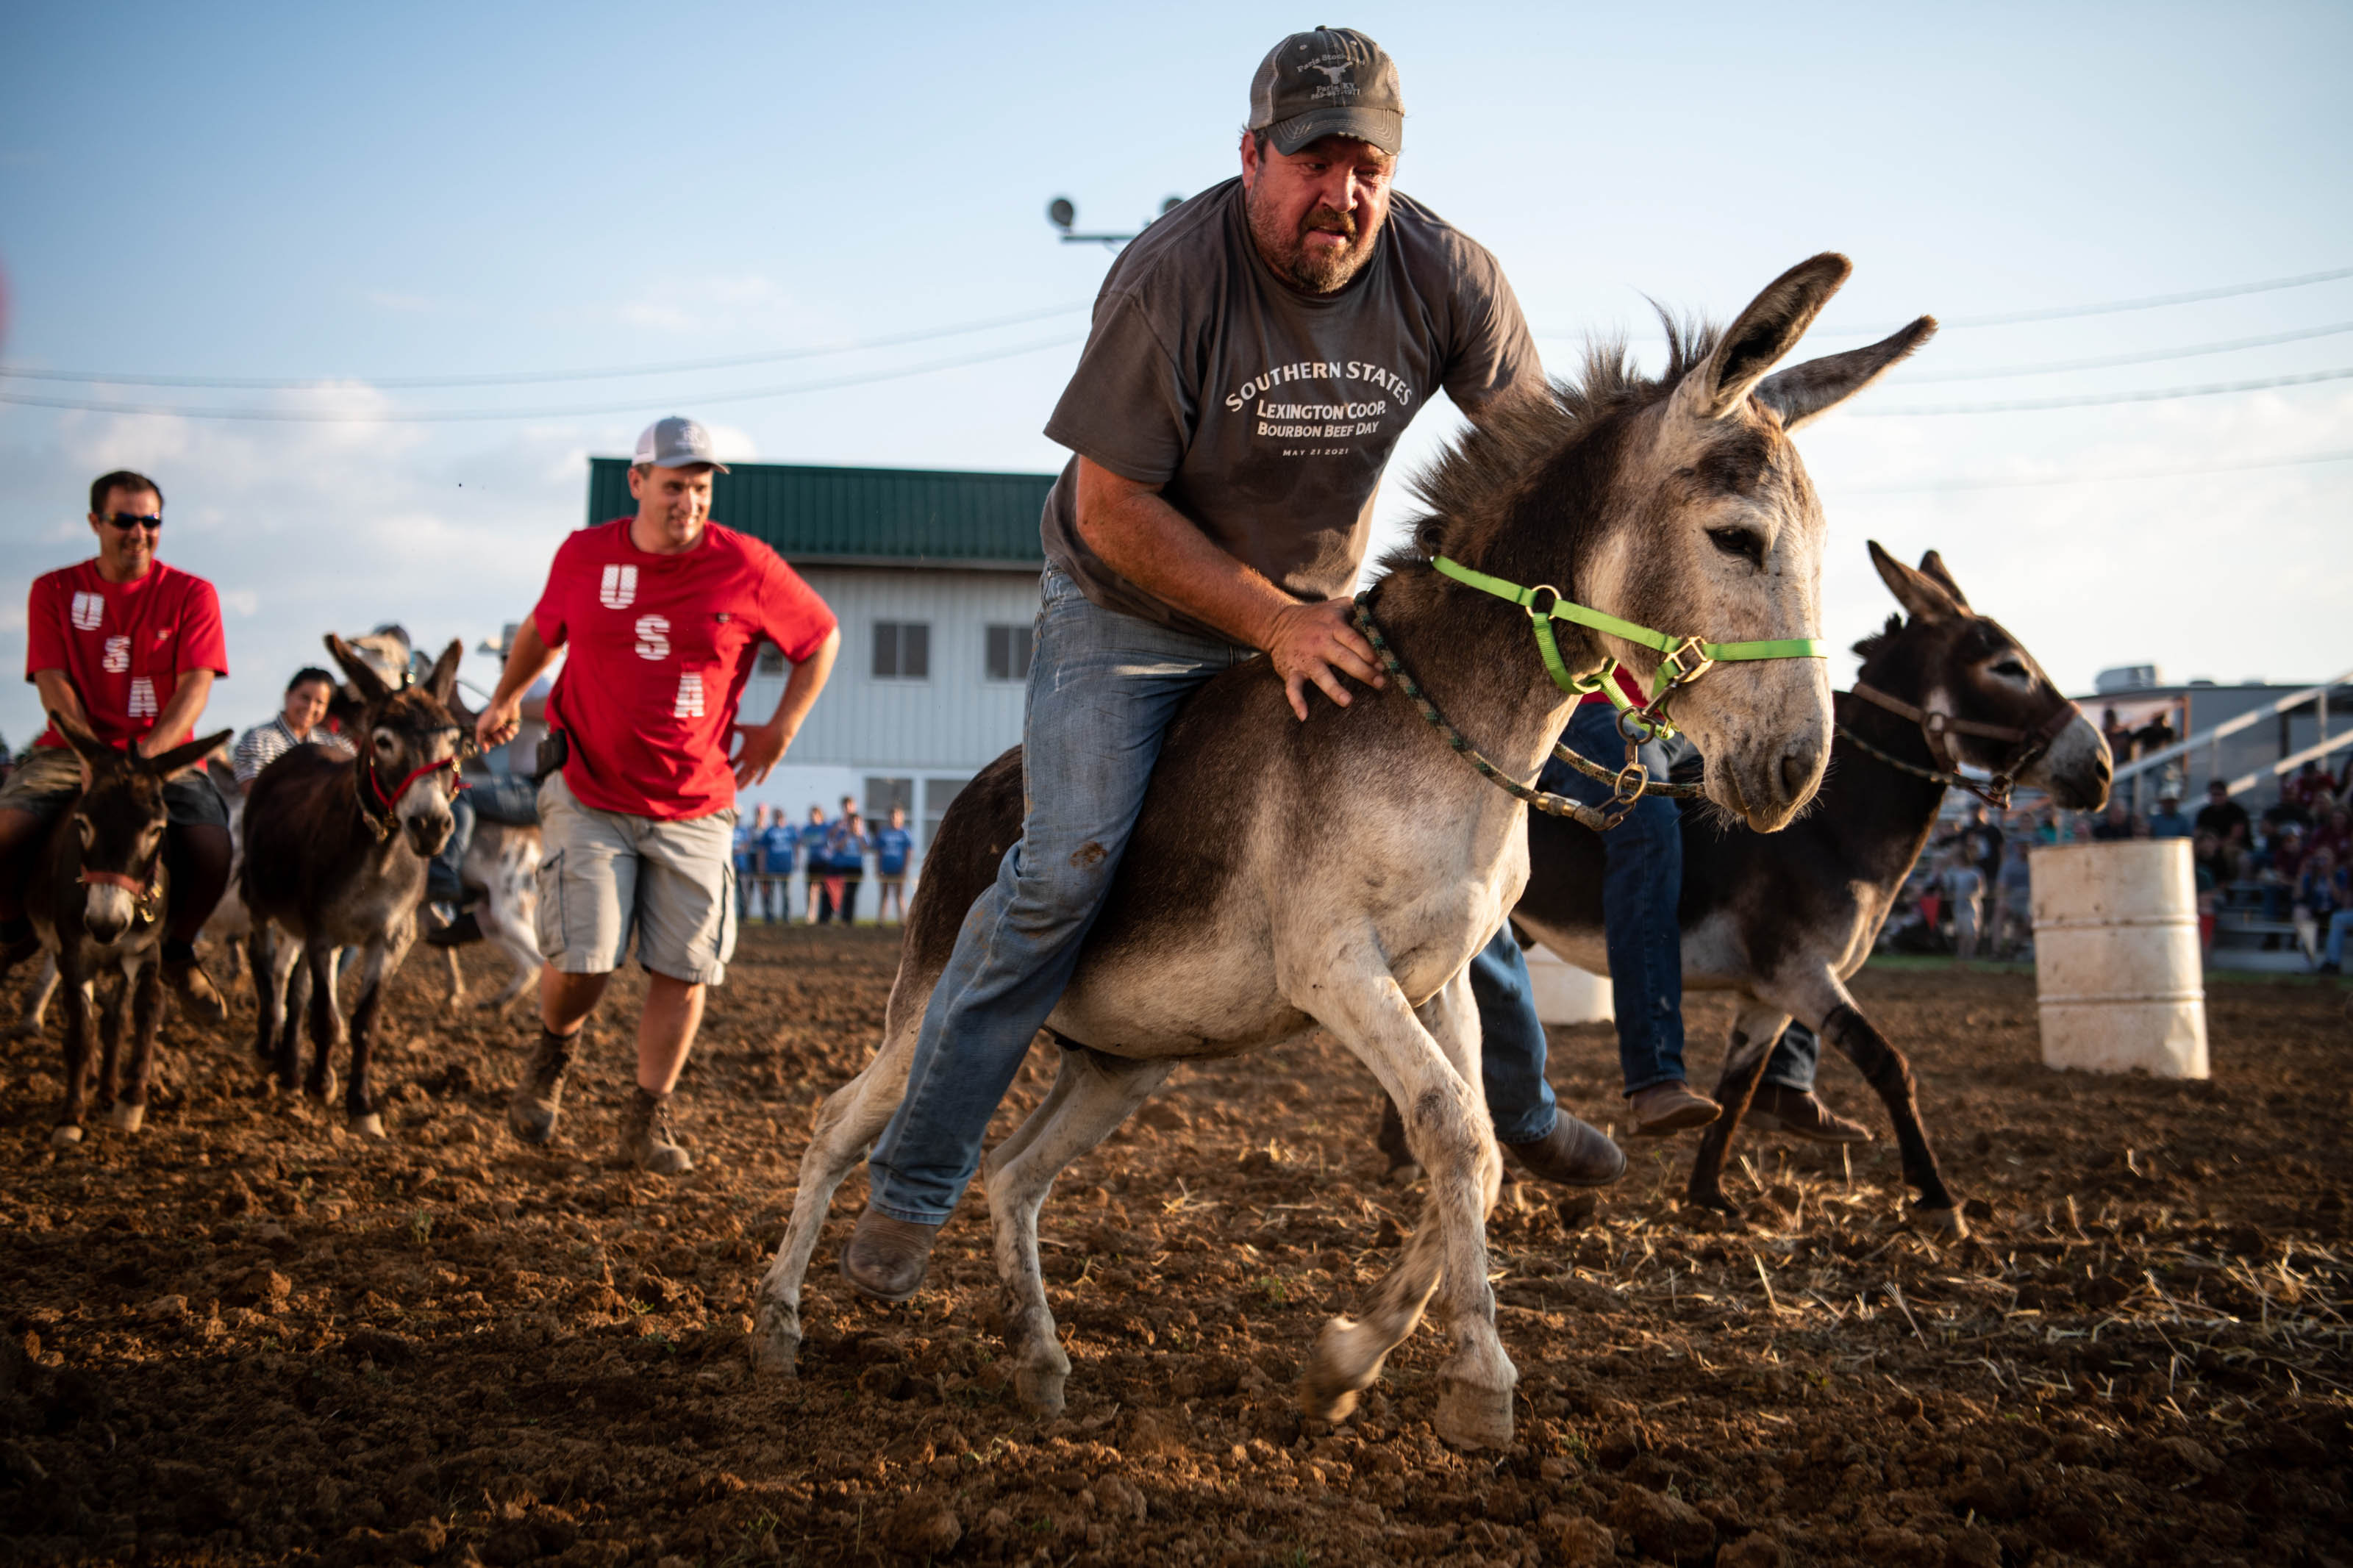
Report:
2,929,2346,1567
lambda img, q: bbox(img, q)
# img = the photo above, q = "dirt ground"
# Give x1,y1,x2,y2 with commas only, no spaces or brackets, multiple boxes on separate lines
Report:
2,928,2347,1568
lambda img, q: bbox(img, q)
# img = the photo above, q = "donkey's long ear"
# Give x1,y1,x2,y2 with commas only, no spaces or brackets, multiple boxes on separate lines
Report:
1870,540,1963,623
327,634,393,704
48,709,112,766
1671,253,1852,423
145,729,235,782
1915,548,1973,612
422,639,463,709
1757,317,1938,432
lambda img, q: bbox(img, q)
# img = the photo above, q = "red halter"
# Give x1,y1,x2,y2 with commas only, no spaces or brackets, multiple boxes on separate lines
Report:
366,753,464,816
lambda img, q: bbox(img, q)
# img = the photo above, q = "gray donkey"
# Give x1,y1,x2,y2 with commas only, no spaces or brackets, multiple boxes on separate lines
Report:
755,255,1934,1450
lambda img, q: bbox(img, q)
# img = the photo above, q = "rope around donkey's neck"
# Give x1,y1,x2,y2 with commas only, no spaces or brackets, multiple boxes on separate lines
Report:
1352,594,1628,832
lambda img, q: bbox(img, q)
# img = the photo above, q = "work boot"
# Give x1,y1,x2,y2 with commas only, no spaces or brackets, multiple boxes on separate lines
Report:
1627,1081,1721,1138
1503,1112,1627,1188
841,1206,943,1303
618,1085,693,1175
425,911,485,949
1746,1084,1874,1144
160,942,228,1024
507,1027,577,1145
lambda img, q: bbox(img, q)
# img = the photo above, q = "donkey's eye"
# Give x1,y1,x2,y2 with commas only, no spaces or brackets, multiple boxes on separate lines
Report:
1707,528,1765,566
1992,659,2027,679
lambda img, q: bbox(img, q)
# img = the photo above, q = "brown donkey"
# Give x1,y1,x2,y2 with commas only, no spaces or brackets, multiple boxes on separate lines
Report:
241,634,465,1136
1510,544,2110,1227
29,713,231,1145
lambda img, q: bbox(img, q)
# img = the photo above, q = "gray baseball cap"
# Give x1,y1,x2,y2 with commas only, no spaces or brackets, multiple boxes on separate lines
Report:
633,415,729,473
1247,26,1404,157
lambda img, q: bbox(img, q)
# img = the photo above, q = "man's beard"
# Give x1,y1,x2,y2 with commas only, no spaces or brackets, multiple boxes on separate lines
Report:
1246,186,1379,293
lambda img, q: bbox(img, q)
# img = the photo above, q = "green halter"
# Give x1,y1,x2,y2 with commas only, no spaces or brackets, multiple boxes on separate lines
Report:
1429,554,1827,737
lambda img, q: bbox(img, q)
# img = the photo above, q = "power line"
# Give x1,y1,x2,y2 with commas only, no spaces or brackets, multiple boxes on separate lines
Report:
0,333,1086,423
0,301,1092,391
1839,448,2353,494
1535,262,2353,342
1895,320,2353,382
1856,365,2353,415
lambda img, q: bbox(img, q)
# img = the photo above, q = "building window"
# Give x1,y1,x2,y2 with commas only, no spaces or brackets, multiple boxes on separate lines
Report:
985,623,1034,683
924,776,970,853
873,620,930,680
865,777,913,820
756,641,786,677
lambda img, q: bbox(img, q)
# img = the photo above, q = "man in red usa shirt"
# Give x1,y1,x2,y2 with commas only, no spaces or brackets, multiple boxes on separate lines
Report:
475,415,840,1173
0,468,235,1017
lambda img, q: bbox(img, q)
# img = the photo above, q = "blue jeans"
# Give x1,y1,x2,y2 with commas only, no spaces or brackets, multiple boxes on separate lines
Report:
1464,926,1561,1145
2326,908,2353,967
1529,701,1690,1092
427,771,543,904
867,568,1258,1223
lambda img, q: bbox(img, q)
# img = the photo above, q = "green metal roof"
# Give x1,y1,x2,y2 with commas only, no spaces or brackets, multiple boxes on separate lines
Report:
585,457,1054,570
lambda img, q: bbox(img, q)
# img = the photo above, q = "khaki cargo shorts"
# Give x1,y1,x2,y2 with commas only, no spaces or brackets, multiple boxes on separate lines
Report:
535,771,738,985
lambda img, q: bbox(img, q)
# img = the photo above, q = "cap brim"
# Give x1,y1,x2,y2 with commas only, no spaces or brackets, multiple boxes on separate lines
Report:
1268,107,1402,157
651,457,730,473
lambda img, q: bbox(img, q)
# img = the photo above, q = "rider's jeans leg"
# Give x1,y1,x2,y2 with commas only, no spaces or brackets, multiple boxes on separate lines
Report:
866,569,1249,1225
1536,702,1687,1094
429,793,476,905
1468,923,1559,1145
470,773,543,825
1759,1022,1821,1092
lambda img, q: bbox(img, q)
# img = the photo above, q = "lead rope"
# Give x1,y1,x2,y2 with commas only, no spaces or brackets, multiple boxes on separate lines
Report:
1352,594,1634,832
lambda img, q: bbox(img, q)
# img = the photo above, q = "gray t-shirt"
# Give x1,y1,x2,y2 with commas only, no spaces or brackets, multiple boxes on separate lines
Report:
1040,177,1543,637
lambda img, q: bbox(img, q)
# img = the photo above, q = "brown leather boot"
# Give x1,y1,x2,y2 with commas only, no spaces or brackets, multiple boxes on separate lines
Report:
618,1086,693,1175
507,1028,576,1145
1502,1113,1627,1187
841,1206,942,1303
1747,1084,1874,1144
1627,1081,1721,1138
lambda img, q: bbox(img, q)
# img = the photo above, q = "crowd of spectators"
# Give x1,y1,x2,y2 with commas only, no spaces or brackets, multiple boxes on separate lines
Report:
1878,759,2352,970
731,798,917,926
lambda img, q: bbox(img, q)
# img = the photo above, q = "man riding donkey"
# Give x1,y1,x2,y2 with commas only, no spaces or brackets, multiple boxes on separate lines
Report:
0,469,236,1019
843,27,1671,1299
474,417,841,1173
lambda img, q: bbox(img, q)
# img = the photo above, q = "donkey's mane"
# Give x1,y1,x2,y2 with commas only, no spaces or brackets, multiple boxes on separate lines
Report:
1382,316,1724,576
1852,612,1907,665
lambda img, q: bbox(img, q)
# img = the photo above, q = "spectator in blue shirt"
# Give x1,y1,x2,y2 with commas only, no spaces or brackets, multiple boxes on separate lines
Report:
732,806,764,922
873,805,915,923
757,808,799,923
798,805,835,923
2147,792,2192,840
828,801,870,924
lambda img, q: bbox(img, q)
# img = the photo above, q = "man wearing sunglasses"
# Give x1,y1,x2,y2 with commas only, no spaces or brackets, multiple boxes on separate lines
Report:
0,469,235,1017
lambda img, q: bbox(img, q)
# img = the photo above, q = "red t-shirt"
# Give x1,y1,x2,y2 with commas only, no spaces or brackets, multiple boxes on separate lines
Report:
1577,666,1649,709
25,560,229,751
533,519,836,820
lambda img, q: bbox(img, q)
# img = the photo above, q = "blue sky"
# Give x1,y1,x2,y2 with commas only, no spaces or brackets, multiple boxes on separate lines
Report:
2,1,2348,745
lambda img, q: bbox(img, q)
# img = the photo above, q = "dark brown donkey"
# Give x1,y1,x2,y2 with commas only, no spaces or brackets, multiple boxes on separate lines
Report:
29,714,232,1145
241,635,465,1136
1510,543,2110,1229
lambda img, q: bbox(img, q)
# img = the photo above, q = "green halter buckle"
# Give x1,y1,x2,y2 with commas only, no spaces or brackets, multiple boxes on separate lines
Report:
1429,554,1825,739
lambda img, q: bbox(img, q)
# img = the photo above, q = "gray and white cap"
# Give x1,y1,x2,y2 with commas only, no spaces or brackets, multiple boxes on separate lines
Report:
633,415,729,473
1246,26,1404,157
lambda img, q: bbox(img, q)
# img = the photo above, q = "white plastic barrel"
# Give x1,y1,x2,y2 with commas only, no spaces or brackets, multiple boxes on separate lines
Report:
1524,945,1615,1025
2030,840,2208,1078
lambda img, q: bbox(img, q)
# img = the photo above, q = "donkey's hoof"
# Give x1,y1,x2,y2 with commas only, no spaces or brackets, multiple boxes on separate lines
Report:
1298,1378,1362,1426
351,1112,385,1139
1433,1378,1515,1450
306,1070,338,1103
1013,1364,1068,1419
1913,1203,1968,1240
51,1123,84,1148
751,1304,801,1378
110,1102,146,1133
